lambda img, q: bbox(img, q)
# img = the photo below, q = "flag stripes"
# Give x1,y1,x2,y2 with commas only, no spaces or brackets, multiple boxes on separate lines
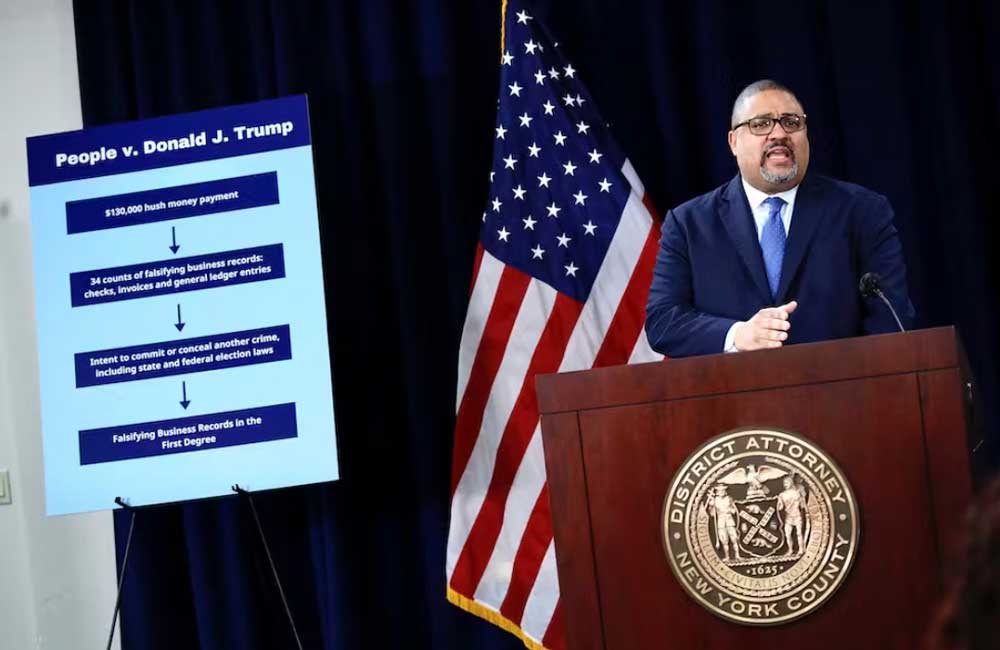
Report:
446,4,664,647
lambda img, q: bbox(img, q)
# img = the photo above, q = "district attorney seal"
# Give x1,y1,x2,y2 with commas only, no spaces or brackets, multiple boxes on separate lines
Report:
662,428,859,625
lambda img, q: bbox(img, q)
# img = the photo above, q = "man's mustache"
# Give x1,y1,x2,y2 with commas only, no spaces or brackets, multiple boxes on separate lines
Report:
761,140,795,165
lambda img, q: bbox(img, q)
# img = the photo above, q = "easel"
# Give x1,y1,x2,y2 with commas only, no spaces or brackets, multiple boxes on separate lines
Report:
105,487,304,650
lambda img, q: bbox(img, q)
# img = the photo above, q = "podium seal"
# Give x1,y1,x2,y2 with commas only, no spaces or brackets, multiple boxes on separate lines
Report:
662,428,859,625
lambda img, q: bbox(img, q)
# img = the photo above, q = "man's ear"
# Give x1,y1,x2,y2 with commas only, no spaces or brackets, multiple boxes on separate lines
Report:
727,130,737,156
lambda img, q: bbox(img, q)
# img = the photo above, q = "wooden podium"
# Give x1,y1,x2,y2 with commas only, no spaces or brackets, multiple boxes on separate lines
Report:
536,327,976,650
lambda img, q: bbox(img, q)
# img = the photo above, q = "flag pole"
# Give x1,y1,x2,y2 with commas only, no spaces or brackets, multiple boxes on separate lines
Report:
500,0,508,59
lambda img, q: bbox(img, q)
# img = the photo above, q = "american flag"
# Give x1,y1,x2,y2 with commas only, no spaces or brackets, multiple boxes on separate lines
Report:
446,2,664,648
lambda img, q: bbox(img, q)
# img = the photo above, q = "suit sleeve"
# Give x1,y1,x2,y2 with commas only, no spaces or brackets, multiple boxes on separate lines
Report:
859,195,915,333
645,209,737,357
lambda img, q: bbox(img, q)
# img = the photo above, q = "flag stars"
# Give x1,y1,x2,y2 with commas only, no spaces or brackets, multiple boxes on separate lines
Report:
490,171,495,182
538,173,552,188
588,149,603,163
495,125,507,140
503,154,517,170
553,131,567,146
563,64,576,78
491,197,502,212
502,50,514,66
512,184,526,200
575,93,586,106
508,82,523,97
522,215,537,230
518,112,533,128
497,227,510,242
546,202,561,218
524,40,538,55
563,160,577,176
582,220,597,235
527,142,541,157
563,93,576,107
531,245,545,260
557,233,572,247
516,10,532,24
548,67,560,79
542,100,555,116
599,177,613,192
573,190,588,205
576,121,590,134
534,70,546,85
564,262,579,277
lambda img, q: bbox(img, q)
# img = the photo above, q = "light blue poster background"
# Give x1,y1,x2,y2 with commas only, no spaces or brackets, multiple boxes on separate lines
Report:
30,111,339,514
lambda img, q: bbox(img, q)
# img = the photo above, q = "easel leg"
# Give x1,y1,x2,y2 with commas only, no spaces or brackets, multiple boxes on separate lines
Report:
106,497,136,650
233,485,305,650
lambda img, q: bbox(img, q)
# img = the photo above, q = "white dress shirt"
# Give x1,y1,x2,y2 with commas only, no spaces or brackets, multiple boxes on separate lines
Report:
722,178,800,352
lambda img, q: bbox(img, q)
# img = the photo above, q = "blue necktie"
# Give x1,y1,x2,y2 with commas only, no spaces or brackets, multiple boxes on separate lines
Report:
760,197,786,299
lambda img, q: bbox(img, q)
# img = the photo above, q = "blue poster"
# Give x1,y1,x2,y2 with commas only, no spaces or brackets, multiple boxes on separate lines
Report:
27,96,339,515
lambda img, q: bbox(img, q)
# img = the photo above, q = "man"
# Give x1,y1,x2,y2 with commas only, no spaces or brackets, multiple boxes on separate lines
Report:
645,80,914,357
775,476,807,556
706,484,741,562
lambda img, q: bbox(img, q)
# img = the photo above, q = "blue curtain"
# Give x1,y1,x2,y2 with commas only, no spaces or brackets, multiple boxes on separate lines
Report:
72,1,999,648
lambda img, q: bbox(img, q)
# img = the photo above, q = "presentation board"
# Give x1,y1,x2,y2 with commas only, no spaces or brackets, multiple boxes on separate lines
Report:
26,96,338,515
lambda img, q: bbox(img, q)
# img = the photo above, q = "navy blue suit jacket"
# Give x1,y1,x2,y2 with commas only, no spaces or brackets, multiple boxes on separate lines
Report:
645,174,914,357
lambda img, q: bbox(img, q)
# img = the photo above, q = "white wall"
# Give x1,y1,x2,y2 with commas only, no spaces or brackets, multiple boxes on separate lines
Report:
0,1,120,649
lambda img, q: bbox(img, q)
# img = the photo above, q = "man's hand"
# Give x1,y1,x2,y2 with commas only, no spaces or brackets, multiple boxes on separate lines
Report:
733,301,798,351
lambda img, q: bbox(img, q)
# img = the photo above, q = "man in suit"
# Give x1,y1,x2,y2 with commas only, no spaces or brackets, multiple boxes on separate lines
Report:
645,80,914,357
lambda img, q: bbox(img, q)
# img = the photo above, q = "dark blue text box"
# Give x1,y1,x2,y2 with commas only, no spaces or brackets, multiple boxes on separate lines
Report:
66,172,279,234
27,96,311,186
79,403,298,465
75,325,292,387
69,244,285,307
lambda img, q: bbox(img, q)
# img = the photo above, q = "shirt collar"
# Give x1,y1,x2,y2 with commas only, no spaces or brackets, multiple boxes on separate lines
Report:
741,176,800,210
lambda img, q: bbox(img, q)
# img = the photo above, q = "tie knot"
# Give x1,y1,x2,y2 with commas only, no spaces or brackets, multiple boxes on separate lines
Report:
763,196,786,215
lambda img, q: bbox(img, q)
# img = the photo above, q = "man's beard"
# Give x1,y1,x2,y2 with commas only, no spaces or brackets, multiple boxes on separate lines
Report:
759,141,799,184
760,161,799,185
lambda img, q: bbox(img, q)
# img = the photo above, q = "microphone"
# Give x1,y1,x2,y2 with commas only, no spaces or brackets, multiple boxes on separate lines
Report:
859,272,906,332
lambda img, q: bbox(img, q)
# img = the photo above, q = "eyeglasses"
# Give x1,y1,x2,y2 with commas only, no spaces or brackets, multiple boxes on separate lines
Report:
732,113,807,136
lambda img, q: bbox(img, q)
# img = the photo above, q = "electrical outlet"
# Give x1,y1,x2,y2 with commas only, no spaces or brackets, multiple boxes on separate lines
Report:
0,469,11,505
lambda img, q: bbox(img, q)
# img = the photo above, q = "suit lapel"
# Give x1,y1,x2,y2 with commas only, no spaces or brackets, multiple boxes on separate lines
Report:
775,175,826,303
719,176,772,303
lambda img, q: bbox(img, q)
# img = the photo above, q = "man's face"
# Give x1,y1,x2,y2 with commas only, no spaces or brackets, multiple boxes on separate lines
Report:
728,89,810,193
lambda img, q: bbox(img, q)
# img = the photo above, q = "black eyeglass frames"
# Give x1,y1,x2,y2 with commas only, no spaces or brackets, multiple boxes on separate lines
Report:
732,113,807,136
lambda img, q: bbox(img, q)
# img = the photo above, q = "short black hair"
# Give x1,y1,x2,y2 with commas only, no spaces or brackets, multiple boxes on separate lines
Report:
731,80,802,128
